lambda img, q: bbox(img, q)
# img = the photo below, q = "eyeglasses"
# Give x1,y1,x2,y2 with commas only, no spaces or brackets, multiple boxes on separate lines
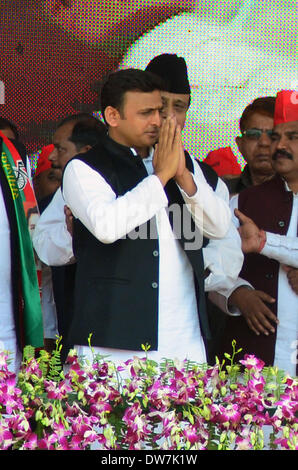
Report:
241,128,274,141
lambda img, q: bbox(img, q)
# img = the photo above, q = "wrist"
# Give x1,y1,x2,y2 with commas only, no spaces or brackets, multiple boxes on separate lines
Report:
258,230,267,253
154,170,171,187
228,285,252,308
175,170,197,196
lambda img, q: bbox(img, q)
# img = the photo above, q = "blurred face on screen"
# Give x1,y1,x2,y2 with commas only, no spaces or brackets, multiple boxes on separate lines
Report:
41,0,245,48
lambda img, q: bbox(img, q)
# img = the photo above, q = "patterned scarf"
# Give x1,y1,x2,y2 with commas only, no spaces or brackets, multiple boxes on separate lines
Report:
0,130,44,348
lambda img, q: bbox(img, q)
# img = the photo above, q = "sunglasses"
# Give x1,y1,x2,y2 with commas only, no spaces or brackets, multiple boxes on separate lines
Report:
241,128,274,141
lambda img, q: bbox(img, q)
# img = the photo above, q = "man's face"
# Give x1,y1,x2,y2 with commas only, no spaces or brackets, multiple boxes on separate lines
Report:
107,90,163,156
160,91,190,130
33,168,61,201
271,120,298,180
49,121,79,170
236,112,274,176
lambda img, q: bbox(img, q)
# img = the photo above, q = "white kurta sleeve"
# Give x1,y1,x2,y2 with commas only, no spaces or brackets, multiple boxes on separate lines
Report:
41,264,59,339
203,178,243,292
33,188,74,266
230,193,298,267
260,232,298,268
178,162,231,239
62,159,169,244
204,189,252,315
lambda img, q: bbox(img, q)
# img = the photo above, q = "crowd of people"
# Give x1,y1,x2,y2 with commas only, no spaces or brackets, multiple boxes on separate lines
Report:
0,53,297,378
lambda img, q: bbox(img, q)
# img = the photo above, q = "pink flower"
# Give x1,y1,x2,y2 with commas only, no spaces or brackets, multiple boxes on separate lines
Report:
211,404,241,429
0,422,13,450
239,355,265,371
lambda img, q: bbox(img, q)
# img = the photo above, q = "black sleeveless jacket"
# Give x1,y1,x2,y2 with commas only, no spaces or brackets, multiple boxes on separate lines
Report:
64,136,216,350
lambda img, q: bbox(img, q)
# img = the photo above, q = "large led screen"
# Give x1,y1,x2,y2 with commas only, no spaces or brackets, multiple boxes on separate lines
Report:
0,0,297,169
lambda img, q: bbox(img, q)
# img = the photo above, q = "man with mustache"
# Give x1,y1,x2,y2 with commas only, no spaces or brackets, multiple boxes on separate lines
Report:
218,90,298,376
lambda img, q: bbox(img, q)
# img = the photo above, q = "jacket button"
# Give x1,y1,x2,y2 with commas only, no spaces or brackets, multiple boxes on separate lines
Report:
153,250,159,257
152,282,158,288
278,220,285,227
265,273,274,280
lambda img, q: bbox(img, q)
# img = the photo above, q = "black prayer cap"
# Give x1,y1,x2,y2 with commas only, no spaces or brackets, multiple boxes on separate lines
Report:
145,54,191,95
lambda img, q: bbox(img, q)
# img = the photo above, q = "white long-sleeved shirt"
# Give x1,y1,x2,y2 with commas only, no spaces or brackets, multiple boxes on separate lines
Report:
61,150,232,365
33,187,74,266
227,190,298,376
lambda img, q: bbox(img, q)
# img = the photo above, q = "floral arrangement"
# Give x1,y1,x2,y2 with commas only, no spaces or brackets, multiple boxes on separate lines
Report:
0,338,297,451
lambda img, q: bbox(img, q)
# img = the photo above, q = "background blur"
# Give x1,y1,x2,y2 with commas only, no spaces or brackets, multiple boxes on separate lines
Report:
0,0,297,169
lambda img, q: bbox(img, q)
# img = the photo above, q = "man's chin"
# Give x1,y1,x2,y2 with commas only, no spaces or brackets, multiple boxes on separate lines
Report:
253,160,273,172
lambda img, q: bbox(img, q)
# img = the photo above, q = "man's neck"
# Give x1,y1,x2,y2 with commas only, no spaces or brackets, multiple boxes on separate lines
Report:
250,170,274,186
107,131,150,158
284,177,298,194
134,146,151,158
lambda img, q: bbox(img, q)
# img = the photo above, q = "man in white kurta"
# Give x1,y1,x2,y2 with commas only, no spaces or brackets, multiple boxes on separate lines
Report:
62,146,231,366
0,186,21,372
60,69,232,366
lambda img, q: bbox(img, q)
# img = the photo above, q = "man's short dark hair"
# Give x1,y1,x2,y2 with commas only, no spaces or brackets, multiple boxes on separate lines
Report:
0,117,19,140
239,97,276,133
57,113,106,150
99,68,167,123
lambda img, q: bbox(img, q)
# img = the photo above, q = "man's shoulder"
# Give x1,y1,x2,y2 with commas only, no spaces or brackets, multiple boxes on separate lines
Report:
239,175,281,198
193,157,218,191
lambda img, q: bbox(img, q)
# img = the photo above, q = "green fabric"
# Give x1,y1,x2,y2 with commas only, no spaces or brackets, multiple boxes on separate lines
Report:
1,138,44,347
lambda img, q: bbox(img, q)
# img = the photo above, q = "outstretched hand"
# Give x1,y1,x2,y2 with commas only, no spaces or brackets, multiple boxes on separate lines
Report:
228,287,278,336
234,209,266,253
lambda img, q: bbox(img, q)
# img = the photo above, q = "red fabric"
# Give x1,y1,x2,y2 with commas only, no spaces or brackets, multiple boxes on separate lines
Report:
274,90,298,125
203,147,241,176
35,144,54,177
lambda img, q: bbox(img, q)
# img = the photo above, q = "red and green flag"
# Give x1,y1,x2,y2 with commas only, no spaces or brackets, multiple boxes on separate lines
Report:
0,130,44,348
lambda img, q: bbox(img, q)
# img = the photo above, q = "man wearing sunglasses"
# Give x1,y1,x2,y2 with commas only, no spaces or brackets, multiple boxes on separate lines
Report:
224,97,276,195
217,90,298,376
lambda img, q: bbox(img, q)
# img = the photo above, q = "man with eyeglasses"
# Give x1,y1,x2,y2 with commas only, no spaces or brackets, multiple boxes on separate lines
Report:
216,90,298,376
224,97,276,195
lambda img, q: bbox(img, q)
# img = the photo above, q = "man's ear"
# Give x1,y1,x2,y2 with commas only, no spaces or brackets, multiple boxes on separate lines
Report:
235,136,243,154
104,106,121,128
80,144,92,154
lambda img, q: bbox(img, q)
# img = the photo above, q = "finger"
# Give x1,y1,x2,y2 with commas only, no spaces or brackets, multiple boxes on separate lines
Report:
287,268,298,280
245,317,261,336
234,209,254,225
255,292,279,324
255,290,276,304
250,314,273,335
282,264,292,273
157,118,168,153
160,116,175,153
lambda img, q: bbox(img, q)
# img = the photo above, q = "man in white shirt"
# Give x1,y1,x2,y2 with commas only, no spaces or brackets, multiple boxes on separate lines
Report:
33,113,106,357
144,53,245,362
218,90,298,376
62,68,231,366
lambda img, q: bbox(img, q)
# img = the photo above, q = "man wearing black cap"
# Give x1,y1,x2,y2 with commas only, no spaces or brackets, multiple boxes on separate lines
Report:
145,54,246,362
